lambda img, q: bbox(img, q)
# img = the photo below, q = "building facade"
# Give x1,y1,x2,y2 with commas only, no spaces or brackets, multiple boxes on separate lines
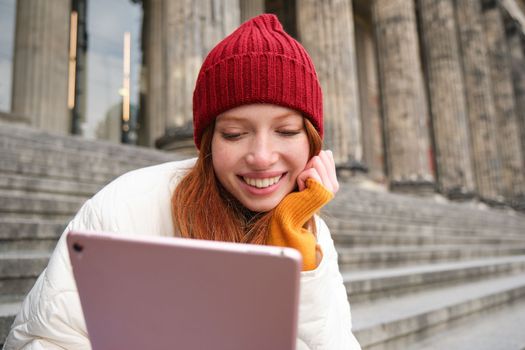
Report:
1,0,525,207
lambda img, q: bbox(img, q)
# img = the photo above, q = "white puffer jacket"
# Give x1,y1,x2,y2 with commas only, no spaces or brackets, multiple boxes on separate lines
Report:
3,159,361,350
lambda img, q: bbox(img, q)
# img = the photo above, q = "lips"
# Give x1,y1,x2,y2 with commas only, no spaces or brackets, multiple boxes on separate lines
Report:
242,175,282,189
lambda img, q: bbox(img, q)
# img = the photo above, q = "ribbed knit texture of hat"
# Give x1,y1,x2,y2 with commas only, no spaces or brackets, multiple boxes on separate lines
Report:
192,13,323,149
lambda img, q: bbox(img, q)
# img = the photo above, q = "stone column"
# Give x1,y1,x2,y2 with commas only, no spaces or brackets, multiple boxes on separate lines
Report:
417,0,475,198
240,0,265,22
455,0,503,203
140,0,166,147
141,0,240,151
355,17,385,182
482,1,525,203
372,0,435,192
11,0,70,134
297,0,363,169
506,20,525,174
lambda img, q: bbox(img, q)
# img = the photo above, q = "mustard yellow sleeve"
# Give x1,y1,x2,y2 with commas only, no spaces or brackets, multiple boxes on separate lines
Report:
267,178,334,271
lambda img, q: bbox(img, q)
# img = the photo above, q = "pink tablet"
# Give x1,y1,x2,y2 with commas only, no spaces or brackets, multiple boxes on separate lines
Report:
67,230,302,350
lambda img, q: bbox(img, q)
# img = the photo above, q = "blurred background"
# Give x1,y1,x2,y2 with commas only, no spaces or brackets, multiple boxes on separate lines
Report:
1,0,525,349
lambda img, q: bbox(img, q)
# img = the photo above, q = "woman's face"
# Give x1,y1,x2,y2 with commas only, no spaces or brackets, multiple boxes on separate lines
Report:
212,104,310,212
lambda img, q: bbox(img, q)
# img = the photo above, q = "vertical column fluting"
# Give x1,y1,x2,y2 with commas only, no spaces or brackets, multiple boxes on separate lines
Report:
11,0,70,133
372,0,434,191
142,0,239,149
417,0,475,198
167,0,239,129
240,0,265,22
355,18,385,182
482,1,525,203
455,0,503,202
296,0,363,168
141,0,166,146
506,21,525,174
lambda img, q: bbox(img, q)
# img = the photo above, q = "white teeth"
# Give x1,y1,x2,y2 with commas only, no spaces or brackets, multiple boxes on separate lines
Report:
243,175,281,188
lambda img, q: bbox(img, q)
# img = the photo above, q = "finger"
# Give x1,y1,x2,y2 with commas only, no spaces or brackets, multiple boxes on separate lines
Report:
304,155,316,170
312,156,332,192
321,150,339,193
318,151,336,186
297,168,322,191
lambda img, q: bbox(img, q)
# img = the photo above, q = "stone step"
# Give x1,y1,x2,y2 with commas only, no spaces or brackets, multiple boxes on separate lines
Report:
351,272,525,348
0,251,50,279
0,251,50,296
0,295,24,348
401,298,525,350
0,217,64,253
331,230,525,247
0,144,173,178
0,216,63,252
333,184,491,212
0,122,177,163
1,147,135,174
337,245,525,269
0,217,65,240
326,209,525,231
0,173,100,197
0,154,127,185
326,217,525,237
1,212,73,222
329,189,525,226
343,255,525,302
0,191,85,217
0,277,38,298
2,140,176,172
0,239,57,253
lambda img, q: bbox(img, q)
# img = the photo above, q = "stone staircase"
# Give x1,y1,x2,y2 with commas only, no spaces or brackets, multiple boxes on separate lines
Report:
2,122,525,349
0,122,180,345
326,185,525,349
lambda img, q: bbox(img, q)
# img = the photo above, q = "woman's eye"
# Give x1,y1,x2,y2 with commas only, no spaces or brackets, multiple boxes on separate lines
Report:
277,130,301,136
221,132,242,140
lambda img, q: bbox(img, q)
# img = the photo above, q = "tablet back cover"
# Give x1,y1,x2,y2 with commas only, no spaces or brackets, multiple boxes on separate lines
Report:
67,230,301,350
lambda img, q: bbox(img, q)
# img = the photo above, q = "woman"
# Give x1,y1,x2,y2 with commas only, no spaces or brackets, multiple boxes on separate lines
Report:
4,14,361,349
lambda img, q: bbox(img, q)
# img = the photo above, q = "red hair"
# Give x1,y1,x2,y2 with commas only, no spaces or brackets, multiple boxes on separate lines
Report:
172,118,322,244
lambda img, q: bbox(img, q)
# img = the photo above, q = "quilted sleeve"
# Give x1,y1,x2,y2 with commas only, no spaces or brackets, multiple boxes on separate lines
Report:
295,216,361,350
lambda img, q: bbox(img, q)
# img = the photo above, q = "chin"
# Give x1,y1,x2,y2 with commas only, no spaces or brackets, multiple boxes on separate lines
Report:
242,199,281,213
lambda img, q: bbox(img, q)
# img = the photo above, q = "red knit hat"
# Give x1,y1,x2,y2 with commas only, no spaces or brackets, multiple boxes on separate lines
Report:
192,13,323,149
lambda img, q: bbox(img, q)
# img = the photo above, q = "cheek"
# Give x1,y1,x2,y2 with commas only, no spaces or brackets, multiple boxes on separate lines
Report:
293,138,311,168
211,139,234,181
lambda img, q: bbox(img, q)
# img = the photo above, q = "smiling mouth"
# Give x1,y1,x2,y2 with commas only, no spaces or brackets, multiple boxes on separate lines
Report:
242,175,282,189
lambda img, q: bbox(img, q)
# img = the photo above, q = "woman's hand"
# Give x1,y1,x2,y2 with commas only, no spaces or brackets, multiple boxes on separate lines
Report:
297,150,339,194
268,150,338,271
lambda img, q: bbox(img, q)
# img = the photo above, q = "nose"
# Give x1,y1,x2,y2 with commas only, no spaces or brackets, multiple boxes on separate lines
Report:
245,134,278,169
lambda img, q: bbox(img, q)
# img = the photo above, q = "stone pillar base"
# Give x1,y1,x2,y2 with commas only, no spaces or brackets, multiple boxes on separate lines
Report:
155,125,198,158
389,180,436,196
441,187,477,201
479,195,507,208
0,112,30,125
336,161,368,182
507,195,525,212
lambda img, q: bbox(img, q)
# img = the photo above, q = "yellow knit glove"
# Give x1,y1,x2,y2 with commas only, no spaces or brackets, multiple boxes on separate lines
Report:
267,178,334,271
